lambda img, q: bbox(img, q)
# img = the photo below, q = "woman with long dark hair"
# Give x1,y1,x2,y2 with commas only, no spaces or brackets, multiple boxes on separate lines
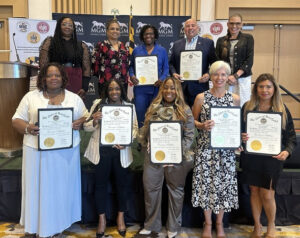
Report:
84,79,138,238
39,16,91,97
241,74,297,238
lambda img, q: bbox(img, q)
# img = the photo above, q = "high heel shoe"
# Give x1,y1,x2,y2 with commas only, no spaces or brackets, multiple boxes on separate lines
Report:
215,222,226,238
96,232,104,238
118,229,126,237
201,222,212,238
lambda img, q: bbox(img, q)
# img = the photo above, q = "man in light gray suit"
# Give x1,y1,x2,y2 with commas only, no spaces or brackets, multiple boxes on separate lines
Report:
169,18,217,106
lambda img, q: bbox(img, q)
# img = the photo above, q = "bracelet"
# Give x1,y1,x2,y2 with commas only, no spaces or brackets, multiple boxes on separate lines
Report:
24,124,29,134
233,73,239,79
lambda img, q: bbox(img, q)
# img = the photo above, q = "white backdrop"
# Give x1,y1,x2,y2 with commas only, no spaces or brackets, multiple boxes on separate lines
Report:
8,18,56,64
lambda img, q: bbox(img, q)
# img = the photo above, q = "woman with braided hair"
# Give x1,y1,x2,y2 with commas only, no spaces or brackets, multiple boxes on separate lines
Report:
39,16,91,98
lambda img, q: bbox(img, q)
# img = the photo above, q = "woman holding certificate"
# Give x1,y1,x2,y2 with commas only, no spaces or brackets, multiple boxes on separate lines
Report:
12,63,87,237
92,18,130,95
192,61,240,238
240,73,297,238
83,78,138,238
129,24,169,127
138,77,195,238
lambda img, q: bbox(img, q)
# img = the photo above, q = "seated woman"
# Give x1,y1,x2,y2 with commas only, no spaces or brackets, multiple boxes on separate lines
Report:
240,73,297,238
138,77,195,238
191,61,240,238
83,78,138,238
12,62,87,237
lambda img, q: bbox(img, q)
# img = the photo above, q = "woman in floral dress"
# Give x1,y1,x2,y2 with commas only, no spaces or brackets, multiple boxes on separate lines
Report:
92,18,129,95
192,61,240,238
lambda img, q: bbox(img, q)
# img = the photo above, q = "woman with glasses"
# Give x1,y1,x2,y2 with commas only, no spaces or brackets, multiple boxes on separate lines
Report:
39,16,91,98
216,13,254,106
92,18,130,96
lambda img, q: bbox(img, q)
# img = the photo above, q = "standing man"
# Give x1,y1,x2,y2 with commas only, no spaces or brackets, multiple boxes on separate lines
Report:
169,18,217,107
216,13,254,107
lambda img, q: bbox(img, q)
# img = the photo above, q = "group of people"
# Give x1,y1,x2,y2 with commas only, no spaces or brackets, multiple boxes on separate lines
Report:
11,13,297,238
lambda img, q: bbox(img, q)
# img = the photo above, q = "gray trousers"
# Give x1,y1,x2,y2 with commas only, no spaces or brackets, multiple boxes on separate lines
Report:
143,157,193,232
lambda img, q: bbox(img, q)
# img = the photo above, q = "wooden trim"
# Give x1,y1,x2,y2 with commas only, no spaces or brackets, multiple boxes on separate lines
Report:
0,0,28,18
216,0,300,20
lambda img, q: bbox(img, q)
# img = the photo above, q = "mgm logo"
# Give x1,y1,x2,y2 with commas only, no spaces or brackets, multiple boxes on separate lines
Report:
90,21,106,35
118,21,128,35
158,22,173,37
74,21,84,34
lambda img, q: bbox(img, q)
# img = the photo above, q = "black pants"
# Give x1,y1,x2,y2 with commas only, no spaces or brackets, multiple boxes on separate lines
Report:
95,146,129,214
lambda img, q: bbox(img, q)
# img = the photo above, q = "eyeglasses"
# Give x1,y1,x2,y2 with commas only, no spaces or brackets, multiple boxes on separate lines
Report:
228,22,242,26
61,23,73,28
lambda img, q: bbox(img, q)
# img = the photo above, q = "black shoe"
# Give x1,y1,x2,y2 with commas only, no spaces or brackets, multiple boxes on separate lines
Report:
96,232,105,238
118,229,126,237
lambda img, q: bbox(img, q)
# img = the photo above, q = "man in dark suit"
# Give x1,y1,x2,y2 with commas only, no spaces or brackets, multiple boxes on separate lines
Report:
169,18,217,107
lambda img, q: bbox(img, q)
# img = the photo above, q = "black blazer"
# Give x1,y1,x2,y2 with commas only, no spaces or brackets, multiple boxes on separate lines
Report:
169,36,217,99
216,32,254,77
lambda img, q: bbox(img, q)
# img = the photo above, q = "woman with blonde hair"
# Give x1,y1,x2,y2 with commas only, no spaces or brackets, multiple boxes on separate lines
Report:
241,73,297,238
139,77,195,238
192,60,240,238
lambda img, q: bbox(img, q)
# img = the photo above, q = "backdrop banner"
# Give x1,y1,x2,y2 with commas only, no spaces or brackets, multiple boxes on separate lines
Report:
8,18,56,64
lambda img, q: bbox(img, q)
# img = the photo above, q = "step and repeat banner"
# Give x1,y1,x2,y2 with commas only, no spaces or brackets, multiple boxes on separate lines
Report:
8,15,227,107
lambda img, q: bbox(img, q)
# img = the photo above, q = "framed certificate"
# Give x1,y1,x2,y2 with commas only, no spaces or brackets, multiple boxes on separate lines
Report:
135,55,158,85
245,112,282,155
38,108,73,151
210,106,241,149
100,105,133,146
150,121,182,164
180,50,202,81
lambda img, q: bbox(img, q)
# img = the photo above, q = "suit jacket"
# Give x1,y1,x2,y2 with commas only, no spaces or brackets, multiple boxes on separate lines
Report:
169,36,217,101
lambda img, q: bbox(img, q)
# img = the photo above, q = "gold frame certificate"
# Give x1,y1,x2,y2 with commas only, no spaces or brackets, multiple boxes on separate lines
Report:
150,121,182,164
135,55,158,85
210,107,241,149
246,112,282,155
180,50,202,81
100,105,133,146
38,108,73,151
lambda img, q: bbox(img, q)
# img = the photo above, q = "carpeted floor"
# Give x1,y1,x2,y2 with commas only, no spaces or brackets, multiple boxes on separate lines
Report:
1,223,300,238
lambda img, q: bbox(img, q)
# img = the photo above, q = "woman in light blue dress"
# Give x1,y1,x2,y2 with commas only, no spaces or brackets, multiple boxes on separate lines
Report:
12,62,87,237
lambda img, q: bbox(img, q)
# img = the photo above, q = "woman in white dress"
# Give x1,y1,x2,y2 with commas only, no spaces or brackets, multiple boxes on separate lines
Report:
12,62,87,237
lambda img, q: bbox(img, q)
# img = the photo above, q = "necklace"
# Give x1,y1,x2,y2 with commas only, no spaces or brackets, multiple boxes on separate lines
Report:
45,89,64,105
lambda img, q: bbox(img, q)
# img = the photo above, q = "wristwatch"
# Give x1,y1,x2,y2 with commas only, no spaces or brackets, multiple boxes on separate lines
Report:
233,73,240,79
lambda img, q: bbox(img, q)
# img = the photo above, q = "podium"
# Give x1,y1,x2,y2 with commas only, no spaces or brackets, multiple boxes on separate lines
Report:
0,62,38,157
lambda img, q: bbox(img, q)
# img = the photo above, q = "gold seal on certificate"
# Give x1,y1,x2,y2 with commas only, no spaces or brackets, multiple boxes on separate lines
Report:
150,121,182,164
44,137,55,148
104,133,115,143
210,107,241,149
155,150,166,161
180,51,202,81
246,112,282,155
100,105,133,146
135,55,158,85
183,71,190,79
38,108,73,151
250,140,262,151
139,76,146,84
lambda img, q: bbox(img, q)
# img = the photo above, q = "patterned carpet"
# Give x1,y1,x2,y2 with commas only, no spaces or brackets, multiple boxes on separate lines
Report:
1,223,300,238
